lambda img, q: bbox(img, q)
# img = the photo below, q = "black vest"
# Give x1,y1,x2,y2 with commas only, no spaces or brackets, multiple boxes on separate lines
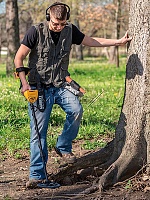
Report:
28,22,72,87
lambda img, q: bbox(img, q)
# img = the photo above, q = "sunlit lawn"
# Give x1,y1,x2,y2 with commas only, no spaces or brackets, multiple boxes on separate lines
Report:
0,57,126,158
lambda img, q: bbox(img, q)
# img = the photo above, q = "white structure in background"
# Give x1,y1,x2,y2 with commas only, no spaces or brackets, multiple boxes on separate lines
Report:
1,47,7,55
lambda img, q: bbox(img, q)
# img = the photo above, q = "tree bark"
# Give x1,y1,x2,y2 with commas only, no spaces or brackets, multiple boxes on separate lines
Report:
49,0,150,194
96,0,150,190
6,0,20,76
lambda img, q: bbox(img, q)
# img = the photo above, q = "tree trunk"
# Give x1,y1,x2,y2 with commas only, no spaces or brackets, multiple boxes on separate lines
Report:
6,0,20,76
49,0,150,194
98,0,150,188
0,22,1,62
115,0,121,68
106,0,121,65
74,19,83,60
106,46,116,63
73,0,83,60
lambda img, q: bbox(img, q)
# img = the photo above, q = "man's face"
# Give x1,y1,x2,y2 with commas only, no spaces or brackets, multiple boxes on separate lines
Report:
49,16,67,32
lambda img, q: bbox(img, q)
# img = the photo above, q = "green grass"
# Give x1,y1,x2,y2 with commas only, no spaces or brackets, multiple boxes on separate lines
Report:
0,57,126,157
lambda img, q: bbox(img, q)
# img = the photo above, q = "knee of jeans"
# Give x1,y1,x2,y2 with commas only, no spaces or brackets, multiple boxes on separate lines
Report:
74,104,83,117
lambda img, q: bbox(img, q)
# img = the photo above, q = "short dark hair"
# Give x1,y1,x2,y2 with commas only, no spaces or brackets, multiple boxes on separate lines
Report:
50,3,67,20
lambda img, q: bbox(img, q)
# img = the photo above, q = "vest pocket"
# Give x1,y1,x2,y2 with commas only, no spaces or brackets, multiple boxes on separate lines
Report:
59,48,70,80
60,64,70,80
41,47,49,58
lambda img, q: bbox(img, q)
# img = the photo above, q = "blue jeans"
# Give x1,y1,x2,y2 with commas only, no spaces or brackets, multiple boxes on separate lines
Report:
28,86,83,180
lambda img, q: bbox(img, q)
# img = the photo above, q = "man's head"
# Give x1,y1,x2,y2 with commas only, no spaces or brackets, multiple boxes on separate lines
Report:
46,2,70,32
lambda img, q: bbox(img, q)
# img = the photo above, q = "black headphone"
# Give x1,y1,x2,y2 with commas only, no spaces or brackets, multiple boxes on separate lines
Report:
46,2,70,21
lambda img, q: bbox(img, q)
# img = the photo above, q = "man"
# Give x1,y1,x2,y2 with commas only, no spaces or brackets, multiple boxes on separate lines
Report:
14,2,132,188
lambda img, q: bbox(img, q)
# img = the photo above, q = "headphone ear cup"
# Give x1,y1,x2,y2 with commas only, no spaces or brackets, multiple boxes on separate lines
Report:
66,12,70,20
46,14,50,21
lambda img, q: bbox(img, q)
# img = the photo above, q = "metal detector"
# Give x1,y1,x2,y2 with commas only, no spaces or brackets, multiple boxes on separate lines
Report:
24,90,60,189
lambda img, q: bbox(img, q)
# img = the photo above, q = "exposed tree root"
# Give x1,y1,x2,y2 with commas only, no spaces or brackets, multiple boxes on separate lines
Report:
98,148,146,191
80,185,99,195
113,164,150,192
50,140,114,182
98,164,118,192
50,139,146,196
50,134,146,196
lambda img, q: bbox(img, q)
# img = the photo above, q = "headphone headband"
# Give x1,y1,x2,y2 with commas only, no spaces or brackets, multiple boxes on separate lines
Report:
46,2,70,21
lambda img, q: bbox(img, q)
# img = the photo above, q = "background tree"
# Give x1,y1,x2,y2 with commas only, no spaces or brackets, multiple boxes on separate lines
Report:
1,0,130,64
71,0,83,60
6,0,20,76
114,0,121,67
0,0,6,63
77,1,129,60
0,0,2,61
0,18,2,61
18,0,49,24
49,0,150,194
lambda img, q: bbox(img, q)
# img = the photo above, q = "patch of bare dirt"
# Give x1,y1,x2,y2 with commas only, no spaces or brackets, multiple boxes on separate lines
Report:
0,141,150,200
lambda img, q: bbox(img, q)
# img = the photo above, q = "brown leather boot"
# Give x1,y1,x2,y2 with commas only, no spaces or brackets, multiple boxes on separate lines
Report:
26,179,43,189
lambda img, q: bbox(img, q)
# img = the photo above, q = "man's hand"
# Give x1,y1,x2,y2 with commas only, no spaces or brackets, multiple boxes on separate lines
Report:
65,76,86,94
21,83,31,95
118,31,132,46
